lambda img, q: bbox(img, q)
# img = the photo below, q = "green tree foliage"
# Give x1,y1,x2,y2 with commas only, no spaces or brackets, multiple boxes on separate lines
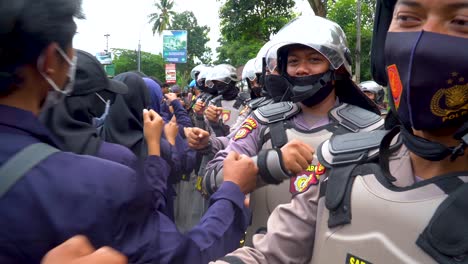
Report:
216,0,296,66
170,11,212,86
148,0,176,35
307,0,327,17
112,48,166,82
327,0,376,81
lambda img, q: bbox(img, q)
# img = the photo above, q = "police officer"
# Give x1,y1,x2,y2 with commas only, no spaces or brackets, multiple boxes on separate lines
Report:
359,80,388,115
213,0,468,263
204,15,383,246
0,0,258,263
204,64,249,137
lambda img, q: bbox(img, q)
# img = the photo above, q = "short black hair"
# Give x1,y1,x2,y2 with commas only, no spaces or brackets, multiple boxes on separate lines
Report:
0,0,84,91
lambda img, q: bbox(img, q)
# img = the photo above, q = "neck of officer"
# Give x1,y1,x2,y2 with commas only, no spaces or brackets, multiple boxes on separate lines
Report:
410,127,468,180
300,89,336,117
0,68,44,116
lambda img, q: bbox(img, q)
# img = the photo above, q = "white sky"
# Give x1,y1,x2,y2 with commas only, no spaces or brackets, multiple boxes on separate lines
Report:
73,0,314,59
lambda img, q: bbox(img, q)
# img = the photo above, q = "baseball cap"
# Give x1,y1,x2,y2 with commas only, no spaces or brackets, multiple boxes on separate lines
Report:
71,50,128,96
170,85,181,94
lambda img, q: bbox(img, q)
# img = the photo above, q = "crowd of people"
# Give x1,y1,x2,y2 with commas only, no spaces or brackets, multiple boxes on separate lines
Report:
0,0,467,263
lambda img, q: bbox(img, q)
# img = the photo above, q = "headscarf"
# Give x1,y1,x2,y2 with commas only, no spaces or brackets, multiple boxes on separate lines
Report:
143,77,163,113
101,72,151,158
40,94,103,155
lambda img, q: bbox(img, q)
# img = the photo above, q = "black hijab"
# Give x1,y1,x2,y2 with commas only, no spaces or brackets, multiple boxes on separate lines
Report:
101,72,151,159
40,93,105,155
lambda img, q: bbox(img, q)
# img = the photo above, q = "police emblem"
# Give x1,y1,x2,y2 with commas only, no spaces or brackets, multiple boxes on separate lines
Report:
222,110,231,122
233,117,258,141
431,72,468,122
289,163,326,195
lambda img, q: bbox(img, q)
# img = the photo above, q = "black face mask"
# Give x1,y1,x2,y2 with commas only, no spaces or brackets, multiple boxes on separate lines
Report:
264,74,292,102
251,86,262,98
288,70,334,107
385,31,468,131
213,82,230,95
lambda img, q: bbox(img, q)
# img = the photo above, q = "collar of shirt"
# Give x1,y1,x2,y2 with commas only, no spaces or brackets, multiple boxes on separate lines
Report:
293,97,341,131
0,104,64,149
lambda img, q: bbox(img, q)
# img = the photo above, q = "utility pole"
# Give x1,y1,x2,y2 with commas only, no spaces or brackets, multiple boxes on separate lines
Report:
104,34,110,53
355,0,362,83
137,39,141,72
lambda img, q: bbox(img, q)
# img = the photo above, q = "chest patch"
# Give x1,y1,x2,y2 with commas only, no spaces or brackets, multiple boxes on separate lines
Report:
289,163,326,195
222,110,231,123
233,117,258,141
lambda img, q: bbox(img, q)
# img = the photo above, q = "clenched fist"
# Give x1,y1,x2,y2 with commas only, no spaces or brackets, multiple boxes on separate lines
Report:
143,109,164,156
205,105,222,123
184,127,210,150
280,139,314,175
41,235,127,264
224,152,258,194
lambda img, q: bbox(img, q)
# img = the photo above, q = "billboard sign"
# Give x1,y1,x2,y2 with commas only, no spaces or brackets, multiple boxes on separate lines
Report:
95,51,113,65
162,30,187,64
165,63,177,84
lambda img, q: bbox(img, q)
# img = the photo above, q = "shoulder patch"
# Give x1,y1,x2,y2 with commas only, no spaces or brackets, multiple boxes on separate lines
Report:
233,117,258,141
289,163,326,195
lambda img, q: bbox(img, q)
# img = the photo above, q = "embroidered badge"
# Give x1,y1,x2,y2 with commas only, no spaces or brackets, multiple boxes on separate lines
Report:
222,110,232,123
430,72,468,122
387,64,403,110
289,163,326,195
233,117,258,141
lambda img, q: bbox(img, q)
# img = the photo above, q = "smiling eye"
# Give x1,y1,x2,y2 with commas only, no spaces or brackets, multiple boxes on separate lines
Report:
452,18,468,26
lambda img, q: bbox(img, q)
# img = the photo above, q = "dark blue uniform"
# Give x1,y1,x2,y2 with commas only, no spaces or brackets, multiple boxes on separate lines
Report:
0,105,250,263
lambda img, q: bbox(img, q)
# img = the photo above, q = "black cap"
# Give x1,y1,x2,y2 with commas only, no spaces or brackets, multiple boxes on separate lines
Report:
71,50,128,96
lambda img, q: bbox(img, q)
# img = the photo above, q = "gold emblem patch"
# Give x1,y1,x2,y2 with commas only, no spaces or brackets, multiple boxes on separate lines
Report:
431,72,468,122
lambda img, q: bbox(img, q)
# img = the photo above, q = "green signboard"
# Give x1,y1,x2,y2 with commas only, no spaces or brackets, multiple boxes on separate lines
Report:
162,30,188,64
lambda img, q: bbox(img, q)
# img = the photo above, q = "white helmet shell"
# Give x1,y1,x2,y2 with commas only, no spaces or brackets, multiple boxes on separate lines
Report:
266,15,352,76
205,64,239,88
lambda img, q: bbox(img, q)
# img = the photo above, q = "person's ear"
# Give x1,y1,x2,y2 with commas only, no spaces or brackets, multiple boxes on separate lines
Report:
38,43,61,78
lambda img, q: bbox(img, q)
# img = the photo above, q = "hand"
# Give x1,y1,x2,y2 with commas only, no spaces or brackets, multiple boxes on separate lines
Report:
193,101,205,114
184,127,210,150
280,139,314,175
223,152,258,194
143,109,164,156
164,117,179,146
164,93,178,104
205,105,222,123
41,235,127,264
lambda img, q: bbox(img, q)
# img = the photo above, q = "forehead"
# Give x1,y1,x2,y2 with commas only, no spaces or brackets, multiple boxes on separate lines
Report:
395,0,468,9
287,45,320,56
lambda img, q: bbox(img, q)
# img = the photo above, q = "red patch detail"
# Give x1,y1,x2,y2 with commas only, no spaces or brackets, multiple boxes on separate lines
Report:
222,110,231,122
289,163,326,195
233,117,258,141
387,64,403,109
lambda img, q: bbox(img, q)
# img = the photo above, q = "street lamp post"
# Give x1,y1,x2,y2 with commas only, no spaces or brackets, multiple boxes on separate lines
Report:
138,39,141,72
104,34,110,53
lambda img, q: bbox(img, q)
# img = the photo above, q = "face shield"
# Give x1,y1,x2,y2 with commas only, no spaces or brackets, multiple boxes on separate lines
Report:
242,59,257,82
196,67,212,87
191,64,208,80
205,64,238,88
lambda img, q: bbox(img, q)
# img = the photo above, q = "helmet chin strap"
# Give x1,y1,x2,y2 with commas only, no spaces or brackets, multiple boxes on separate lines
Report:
400,122,468,162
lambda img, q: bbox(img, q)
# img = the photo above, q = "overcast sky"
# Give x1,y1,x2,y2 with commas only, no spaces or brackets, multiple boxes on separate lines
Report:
73,0,314,58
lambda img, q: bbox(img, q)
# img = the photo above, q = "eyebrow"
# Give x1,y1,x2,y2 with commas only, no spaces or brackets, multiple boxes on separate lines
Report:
397,0,468,9
396,0,422,8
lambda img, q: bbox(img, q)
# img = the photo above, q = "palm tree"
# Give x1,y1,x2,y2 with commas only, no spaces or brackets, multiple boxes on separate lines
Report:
148,0,176,35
